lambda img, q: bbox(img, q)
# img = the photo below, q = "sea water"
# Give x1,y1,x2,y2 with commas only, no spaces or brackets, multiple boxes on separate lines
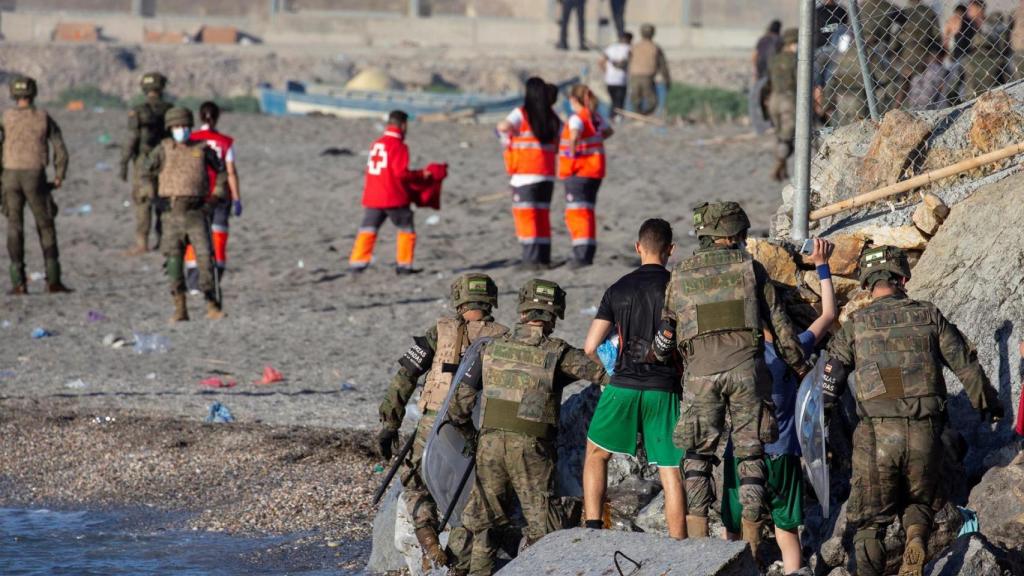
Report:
0,507,345,575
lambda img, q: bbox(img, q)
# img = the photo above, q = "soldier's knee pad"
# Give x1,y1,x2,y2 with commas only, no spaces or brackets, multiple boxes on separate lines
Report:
853,527,886,576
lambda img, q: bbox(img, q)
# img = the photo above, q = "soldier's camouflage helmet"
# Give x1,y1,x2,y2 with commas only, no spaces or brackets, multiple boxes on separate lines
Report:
782,28,799,45
164,106,194,129
451,273,498,311
859,245,912,288
518,279,566,321
141,72,168,93
9,76,37,99
693,201,751,238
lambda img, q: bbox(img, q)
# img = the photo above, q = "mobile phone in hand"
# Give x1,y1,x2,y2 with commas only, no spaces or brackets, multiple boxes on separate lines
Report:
800,238,814,256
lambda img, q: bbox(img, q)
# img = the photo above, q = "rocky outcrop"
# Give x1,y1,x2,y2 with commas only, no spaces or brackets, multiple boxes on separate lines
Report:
857,109,932,194
499,528,757,576
968,448,1024,551
925,533,1024,576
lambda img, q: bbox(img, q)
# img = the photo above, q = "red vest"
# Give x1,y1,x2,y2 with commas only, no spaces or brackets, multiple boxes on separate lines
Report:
558,108,606,179
190,128,234,199
504,107,557,177
362,126,412,209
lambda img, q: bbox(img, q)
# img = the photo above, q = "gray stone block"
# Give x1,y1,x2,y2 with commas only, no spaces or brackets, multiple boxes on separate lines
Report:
497,528,757,576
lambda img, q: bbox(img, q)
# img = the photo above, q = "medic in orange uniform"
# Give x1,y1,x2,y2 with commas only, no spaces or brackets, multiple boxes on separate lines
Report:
559,84,613,268
184,101,242,294
349,110,430,275
497,77,562,270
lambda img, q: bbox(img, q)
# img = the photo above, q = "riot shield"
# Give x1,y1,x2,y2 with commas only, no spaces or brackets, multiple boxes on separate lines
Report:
796,355,829,518
421,337,491,529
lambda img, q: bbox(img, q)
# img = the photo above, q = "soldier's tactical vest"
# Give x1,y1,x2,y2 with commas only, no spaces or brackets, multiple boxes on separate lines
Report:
768,53,797,95
669,249,761,349
135,100,173,155
418,317,508,412
158,140,209,198
479,333,564,438
2,108,48,171
850,300,945,416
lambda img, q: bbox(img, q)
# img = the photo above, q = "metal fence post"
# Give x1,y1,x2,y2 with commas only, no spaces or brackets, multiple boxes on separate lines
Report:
792,0,816,241
848,0,880,121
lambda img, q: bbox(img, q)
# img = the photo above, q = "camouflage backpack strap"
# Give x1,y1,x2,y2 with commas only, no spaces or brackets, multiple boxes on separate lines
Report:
418,317,466,413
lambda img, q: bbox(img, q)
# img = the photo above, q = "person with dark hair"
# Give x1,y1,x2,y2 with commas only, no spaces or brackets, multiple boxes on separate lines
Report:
581,218,687,540
753,20,783,81
600,31,633,119
348,109,431,274
557,0,587,51
906,41,949,109
183,101,242,294
498,77,562,270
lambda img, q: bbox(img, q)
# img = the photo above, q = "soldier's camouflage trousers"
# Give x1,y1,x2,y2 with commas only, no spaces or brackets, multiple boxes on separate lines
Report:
3,169,60,287
132,158,167,246
162,197,214,296
768,94,796,159
849,417,942,576
462,430,563,576
675,361,776,522
400,413,472,572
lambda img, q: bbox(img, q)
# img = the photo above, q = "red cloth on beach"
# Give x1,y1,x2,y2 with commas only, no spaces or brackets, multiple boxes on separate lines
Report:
409,162,448,210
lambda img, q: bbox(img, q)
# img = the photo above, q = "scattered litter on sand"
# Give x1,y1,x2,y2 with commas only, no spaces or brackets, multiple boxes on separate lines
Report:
258,366,285,385
341,382,357,391
200,377,238,389
133,333,170,354
65,379,88,389
87,310,106,323
31,328,53,339
206,402,234,423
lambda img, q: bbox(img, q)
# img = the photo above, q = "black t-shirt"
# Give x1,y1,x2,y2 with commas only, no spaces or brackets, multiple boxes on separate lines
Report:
595,264,680,391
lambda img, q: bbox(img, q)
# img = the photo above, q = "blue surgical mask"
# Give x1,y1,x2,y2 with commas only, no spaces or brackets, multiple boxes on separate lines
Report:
172,127,191,143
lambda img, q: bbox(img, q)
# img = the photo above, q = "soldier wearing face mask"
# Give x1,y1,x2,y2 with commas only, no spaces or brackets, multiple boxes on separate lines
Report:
144,107,227,323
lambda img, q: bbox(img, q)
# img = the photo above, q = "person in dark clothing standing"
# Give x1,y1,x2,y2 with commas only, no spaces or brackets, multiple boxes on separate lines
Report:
610,0,627,39
753,20,783,81
815,0,849,48
557,0,587,51
581,218,687,540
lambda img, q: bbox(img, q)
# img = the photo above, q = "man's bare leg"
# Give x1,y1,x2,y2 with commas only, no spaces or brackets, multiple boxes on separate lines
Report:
658,465,688,539
776,526,802,573
583,440,612,525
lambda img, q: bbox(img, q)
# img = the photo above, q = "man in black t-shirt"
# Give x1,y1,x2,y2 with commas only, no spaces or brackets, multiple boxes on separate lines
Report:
580,218,687,539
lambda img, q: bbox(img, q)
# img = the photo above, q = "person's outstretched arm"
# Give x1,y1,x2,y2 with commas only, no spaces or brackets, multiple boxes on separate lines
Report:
805,238,837,345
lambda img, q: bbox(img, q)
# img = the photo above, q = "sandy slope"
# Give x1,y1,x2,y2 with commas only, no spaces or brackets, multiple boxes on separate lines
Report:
0,111,780,432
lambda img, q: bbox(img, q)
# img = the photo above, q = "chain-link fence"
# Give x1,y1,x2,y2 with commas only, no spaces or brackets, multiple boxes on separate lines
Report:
816,0,1020,128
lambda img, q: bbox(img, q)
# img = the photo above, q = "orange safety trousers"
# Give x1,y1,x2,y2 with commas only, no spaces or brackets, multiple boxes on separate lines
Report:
510,181,554,265
564,176,601,265
349,207,416,270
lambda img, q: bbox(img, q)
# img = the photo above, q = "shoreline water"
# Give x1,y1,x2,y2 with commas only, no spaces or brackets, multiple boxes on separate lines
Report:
0,403,378,572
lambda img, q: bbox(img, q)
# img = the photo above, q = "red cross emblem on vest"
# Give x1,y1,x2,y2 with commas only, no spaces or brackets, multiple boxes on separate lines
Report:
368,143,388,175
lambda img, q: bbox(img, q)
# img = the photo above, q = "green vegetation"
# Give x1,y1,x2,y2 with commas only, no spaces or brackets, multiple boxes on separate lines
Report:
45,85,126,110
665,83,747,123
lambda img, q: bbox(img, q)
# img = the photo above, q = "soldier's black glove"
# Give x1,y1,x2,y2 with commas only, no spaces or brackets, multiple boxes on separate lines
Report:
649,318,676,362
377,428,399,460
982,402,1005,424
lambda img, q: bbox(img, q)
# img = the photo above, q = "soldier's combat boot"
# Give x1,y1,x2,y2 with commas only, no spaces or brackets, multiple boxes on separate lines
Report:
45,260,73,293
9,264,27,295
741,519,764,563
772,157,789,182
126,232,148,256
685,515,709,538
205,298,225,320
414,526,448,572
899,525,928,576
171,293,189,323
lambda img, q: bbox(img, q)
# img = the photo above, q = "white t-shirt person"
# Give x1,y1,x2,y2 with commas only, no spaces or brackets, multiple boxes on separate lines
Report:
603,42,631,87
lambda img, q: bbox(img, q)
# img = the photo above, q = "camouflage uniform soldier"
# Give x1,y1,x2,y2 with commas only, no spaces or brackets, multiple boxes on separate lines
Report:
824,44,904,126
121,72,173,255
963,18,1012,100
896,0,942,78
450,279,608,576
767,29,798,182
376,273,508,575
651,201,810,556
0,76,71,294
144,107,226,322
823,246,1003,576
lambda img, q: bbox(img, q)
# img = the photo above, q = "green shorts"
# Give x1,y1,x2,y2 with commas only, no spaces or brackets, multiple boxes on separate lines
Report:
722,452,803,532
586,384,684,468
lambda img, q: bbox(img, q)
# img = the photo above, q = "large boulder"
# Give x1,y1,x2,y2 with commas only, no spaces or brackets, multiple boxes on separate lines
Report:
924,533,1024,576
498,528,757,576
907,170,1024,471
968,448,1024,551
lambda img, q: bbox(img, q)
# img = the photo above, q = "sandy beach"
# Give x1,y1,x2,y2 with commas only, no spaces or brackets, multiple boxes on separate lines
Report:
0,109,783,568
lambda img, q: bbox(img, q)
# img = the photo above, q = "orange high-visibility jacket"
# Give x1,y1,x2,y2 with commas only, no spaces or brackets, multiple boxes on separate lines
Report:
558,108,606,179
504,107,558,177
